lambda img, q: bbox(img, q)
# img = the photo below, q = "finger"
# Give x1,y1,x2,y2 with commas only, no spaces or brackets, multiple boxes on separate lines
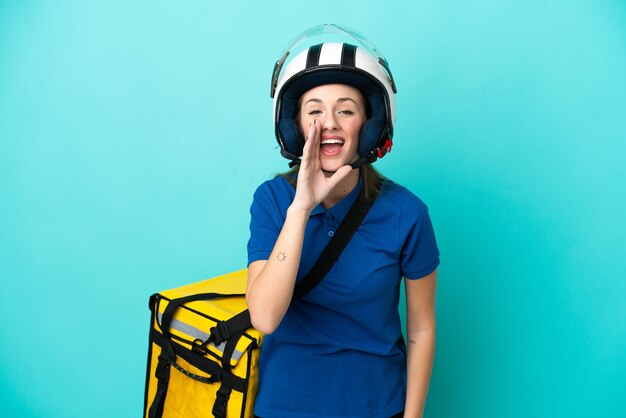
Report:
304,121,320,170
325,165,354,190
301,122,314,168
309,119,320,162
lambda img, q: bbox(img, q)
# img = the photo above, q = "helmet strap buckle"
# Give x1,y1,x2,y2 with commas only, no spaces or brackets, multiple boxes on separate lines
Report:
377,139,393,159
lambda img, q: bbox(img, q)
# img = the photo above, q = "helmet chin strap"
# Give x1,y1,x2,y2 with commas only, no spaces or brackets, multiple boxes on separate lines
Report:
349,152,378,170
288,147,384,172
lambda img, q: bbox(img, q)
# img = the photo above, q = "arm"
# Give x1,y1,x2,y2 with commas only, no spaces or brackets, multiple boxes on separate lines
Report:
246,120,352,334
403,269,437,418
246,205,309,334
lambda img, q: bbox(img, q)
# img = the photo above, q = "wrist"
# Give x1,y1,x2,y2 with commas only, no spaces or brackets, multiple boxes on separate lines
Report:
287,203,313,219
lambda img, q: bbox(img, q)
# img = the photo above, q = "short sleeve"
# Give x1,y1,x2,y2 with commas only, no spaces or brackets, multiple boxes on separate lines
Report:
247,182,282,266
399,192,440,280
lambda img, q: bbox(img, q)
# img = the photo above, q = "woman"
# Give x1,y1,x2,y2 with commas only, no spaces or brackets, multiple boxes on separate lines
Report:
246,25,439,418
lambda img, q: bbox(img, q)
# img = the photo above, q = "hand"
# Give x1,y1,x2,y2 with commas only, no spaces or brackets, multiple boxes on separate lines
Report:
291,120,353,212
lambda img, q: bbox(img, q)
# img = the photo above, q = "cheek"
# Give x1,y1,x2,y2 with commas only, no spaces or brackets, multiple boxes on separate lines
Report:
298,114,312,133
345,119,364,139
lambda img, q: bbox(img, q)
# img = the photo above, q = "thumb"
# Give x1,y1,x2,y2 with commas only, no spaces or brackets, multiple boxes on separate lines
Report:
326,165,355,190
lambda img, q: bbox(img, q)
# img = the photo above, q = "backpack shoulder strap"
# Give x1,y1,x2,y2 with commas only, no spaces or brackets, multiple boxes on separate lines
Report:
292,192,374,299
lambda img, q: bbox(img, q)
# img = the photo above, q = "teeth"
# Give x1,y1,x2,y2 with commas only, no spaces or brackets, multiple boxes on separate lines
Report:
321,139,344,145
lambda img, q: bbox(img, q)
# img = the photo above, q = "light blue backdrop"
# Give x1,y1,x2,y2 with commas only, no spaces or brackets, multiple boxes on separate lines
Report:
1,1,625,417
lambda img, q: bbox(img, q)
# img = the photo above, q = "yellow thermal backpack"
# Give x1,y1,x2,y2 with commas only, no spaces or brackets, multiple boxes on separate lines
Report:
143,192,372,417
144,269,262,418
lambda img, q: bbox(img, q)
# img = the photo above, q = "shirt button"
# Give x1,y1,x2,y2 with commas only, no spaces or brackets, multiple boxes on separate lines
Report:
328,231,334,237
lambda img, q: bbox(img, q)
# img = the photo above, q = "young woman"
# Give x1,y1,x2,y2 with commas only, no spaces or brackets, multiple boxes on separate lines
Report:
246,25,440,418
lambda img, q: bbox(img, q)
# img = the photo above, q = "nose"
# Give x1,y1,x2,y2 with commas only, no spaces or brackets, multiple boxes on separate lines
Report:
321,113,339,131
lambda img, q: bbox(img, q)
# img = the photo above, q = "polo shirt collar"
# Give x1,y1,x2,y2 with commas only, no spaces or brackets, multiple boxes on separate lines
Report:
310,175,364,219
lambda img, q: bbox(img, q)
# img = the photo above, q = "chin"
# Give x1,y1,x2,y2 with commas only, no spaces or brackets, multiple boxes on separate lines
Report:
321,165,342,174
320,151,359,173
321,158,345,173
321,160,354,174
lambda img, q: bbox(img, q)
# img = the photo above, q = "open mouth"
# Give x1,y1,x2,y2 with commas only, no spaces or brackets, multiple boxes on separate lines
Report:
320,138,344,156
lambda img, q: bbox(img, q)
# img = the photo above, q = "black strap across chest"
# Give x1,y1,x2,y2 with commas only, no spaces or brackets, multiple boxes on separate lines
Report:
159,190,375,345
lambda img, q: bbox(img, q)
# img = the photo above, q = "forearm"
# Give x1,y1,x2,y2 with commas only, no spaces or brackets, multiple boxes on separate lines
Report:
404,328,436,418
246,204,310,334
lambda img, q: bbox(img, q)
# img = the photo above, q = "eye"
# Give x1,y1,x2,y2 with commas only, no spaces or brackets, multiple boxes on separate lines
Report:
338,109,354,116
307,109,322,115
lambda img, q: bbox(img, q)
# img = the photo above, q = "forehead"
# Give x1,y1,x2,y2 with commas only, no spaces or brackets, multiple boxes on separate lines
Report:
301,84,364,103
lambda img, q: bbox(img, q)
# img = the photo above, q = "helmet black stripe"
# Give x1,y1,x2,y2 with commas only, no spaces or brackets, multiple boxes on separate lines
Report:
306,44,323,69
341,43,356,67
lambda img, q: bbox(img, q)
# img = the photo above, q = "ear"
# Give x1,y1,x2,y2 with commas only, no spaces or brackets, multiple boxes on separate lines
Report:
358,119,386,156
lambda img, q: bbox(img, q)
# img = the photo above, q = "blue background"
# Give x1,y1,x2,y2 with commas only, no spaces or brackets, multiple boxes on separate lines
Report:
1,1,625,417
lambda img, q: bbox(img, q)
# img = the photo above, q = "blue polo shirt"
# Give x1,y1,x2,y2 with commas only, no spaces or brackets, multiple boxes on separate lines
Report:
247,175,439,418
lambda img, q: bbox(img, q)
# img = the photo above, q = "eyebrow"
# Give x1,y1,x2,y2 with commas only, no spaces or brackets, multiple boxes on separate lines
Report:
304,97,359,105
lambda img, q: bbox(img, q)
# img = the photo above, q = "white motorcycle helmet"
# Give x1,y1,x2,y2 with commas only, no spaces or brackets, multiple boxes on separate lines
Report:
270,24,397,168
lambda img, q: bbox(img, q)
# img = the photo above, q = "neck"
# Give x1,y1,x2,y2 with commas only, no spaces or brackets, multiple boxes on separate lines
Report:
322,168,360,209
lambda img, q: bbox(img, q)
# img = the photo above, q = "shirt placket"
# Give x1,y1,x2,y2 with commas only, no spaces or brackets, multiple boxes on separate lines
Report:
323,211,338,238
